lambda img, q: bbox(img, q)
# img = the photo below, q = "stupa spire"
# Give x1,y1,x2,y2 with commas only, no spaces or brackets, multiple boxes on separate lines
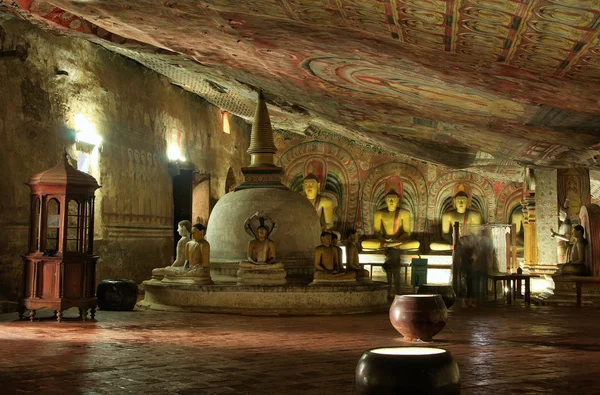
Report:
247,90,277,167
235,90,286,191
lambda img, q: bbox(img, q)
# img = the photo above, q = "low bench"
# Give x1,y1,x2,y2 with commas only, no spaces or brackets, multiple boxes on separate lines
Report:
553,276,600,307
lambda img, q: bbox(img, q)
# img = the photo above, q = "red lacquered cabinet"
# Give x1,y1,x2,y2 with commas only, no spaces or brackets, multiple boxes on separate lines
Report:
19,152,100,322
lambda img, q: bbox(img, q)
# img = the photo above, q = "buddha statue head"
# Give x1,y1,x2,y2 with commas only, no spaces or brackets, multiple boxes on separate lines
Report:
384,190,400,212
347,229,358,244
320,231,332,247
191,223,206,241
302,174,320,201
256,225,268,241
453,191,470,214
177,220,192,238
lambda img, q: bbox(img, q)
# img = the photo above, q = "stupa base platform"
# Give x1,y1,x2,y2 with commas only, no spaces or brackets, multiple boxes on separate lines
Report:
137,282,388,316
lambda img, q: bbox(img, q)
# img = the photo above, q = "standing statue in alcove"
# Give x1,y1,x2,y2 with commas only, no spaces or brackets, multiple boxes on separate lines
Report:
361,189,420,251
302,174,336,230
430,185,483,251
550,199,572,265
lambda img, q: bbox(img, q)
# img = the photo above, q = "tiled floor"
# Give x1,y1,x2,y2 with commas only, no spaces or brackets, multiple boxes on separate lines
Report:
1,302,600,394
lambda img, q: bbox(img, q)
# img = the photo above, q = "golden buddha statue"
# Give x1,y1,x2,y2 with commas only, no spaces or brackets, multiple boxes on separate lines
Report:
248,225,276,264
186,223,210,268
361,190,420,251
302,174,336,230
238,212,286,285
430,186,483,252
345,229,369,281
313,231,355,281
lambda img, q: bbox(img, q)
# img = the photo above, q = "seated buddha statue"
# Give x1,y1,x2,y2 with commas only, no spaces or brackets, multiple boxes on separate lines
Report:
313,231,356,282
238,212,286,285
163,223,213,284
430,189,483,252
558,225,588,276
345,229,370,281
361,190,420,251
302,174,336,230
248,225,276,264
151,220,192,280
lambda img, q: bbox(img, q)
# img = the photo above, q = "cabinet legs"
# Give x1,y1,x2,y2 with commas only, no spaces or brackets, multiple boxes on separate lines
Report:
29,309,36,322
90,307,96,320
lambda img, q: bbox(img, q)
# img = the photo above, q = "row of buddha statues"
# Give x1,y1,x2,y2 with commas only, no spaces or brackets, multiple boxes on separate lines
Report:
303,174,484,252
150,211,372,286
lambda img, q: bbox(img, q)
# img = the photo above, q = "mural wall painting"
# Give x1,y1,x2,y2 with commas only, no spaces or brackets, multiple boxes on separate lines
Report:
496,182,524,224
278,141,360,235
100,143,172,239
361,162,427,240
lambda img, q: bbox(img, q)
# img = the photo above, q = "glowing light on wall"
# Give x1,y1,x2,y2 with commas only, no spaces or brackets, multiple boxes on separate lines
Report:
74,114,102,146
167,144,186,162
222,111,230,134
167,129,186,162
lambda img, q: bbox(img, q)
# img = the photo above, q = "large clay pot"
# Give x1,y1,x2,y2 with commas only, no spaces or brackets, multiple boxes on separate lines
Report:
418,284,456,309
97,279,138,311
355,347,460,395
390,294,448,341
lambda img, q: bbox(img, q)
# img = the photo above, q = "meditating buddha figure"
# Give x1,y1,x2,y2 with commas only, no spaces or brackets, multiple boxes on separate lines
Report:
313,231,356,282
558,225,588,276
163,223,213,284
248,225,276,264
302,174,336,230
151,220,192,280
186,223,210,268
430,187,483,252
237,212,286,285
345,229,369,281
361,190,420,251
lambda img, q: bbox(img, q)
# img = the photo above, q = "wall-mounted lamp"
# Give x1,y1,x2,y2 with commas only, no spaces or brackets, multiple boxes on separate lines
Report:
74,114,102,146
221,111,230,134
167,144,186,162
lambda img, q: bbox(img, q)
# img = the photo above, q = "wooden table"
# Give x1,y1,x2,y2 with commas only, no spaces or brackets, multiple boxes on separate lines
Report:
488,273,539,305
553,277,600,307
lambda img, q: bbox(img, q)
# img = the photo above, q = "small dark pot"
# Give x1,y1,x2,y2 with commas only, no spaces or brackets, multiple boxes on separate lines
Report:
355,347,461,395
97,279,138,311
390,294,448,341
418,284,456,309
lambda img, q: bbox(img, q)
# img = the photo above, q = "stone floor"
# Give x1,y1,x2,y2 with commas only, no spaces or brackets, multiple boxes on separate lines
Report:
1,302,600,394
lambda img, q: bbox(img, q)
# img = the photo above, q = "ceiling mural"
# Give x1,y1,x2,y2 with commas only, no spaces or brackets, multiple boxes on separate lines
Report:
3,0,600,173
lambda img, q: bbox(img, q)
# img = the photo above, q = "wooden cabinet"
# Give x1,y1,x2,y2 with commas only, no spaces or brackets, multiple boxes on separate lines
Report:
19,153,100,322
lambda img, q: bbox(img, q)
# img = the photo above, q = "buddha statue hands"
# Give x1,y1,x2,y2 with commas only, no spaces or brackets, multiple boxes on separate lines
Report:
361,189,420,251
244,211,277,264
302,174,336,230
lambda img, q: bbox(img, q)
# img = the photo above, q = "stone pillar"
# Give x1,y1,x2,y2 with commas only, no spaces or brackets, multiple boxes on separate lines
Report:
534,168,558,267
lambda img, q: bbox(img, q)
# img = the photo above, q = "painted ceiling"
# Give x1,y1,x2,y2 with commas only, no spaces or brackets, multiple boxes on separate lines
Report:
4,0,600,174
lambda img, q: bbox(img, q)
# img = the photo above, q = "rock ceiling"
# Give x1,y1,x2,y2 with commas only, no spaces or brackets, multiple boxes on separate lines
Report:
4,0,600,175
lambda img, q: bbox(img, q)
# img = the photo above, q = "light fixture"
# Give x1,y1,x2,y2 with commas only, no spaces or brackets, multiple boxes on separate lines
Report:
221,110,230,134
167,144,186,162
74,114,102,146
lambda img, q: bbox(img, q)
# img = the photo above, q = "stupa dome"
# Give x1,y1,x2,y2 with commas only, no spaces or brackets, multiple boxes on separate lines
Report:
206,188,321,260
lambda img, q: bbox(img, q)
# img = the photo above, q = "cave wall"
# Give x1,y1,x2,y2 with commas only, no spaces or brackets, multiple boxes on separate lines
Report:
0,18,250,301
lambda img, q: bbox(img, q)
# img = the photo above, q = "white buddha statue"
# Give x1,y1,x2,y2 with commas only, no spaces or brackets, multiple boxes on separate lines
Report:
151,220,192,280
